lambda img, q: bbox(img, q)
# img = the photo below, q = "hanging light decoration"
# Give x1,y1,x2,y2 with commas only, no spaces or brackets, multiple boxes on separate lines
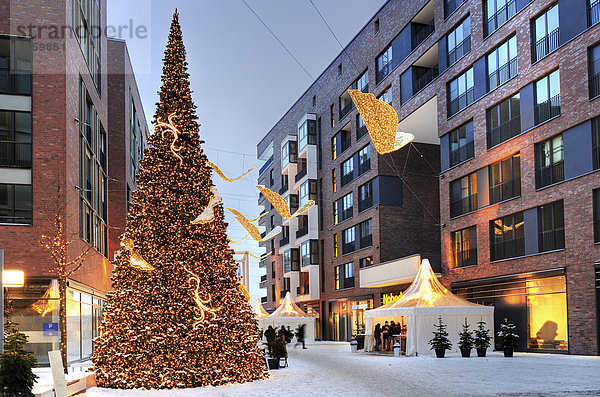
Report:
255,186,315,218
227,208,282,241
348,89,414,154
191,187,222,225
207,160,256,182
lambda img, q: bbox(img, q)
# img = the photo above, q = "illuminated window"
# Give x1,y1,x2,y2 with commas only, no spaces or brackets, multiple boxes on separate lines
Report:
489,153,521,204
526,276,568,351
359,256,374,268
452,226,477,268
333,233,338,258
490,211,524,261
330,104,335,128
450,172,477,217
332,168,337,193
535,134,563,188
332,201,338,225
335,262,354,290
331,136,337,160
537,200,564,252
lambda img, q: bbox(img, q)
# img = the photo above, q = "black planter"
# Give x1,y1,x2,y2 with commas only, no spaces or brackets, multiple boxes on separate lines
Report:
503,348,514,357
460,348,471,358
476,348,487,357
435,348,446,358
267,358,280,369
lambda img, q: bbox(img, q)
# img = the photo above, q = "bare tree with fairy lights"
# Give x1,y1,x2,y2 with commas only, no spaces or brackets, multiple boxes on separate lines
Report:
91,10,268,389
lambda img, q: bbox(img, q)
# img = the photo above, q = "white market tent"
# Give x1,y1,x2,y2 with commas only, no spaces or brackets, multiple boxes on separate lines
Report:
365,259,494,356
253,299,269,320
259,292,316,343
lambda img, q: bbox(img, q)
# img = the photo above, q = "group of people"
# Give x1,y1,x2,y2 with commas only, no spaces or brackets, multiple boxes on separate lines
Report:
373,320,406,351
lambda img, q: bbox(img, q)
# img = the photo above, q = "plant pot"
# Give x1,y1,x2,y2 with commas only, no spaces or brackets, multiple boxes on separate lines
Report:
503,348,514,357
267,358,280,369
476,348,487,357
435,348,446,358
460,348,471,358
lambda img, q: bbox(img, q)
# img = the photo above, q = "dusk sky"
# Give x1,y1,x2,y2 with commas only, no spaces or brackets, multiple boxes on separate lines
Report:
107,0,387,302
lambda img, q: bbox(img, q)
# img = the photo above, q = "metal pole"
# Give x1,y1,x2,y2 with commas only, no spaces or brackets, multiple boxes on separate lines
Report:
1,249,4,353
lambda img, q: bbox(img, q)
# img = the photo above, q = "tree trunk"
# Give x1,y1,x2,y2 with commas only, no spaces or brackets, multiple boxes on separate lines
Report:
59,277,68,374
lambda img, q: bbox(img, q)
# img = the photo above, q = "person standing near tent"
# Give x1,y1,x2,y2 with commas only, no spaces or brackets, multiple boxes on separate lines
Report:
374,323,382,351
382,321,390,351
294,324,307,349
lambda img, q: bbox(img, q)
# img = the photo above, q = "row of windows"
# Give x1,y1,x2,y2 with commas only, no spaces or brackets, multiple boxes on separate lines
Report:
333,179,376,225
0,110,32,168
73,0,101,93
452,199,568,268
333,254,376,290
0,36,32,95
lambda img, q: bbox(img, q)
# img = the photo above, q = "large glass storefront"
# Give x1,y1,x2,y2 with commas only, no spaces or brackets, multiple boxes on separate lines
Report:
7,278,105,365
305,303,321,340
328,297,373,341
454,271,568,352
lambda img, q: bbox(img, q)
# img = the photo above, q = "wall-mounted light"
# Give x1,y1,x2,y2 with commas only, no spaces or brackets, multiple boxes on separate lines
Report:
3,270,24,288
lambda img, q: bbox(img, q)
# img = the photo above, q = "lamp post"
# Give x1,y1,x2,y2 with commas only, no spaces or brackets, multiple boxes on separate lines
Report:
0,249,26,353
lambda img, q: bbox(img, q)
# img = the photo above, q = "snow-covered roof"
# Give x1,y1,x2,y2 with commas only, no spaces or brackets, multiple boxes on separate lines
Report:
265,292,312,319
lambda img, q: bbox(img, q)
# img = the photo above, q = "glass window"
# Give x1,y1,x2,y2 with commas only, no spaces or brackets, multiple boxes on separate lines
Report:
526,276,568,351
73,0,101,91
486,93,521,148
447,16,471,66
299,179,317,207
353,70,369,92
330,104,335,128
452,226,477,268
487,36,518,91
359,180,373,211
448,68,474,116
377,86,392,105
344,226,355,243
534,70,561,125
357,114,367,140
376,45,393,83
445,0,467,17
535,134,564,188
589,43,600,99
450,172,477,217
485,0,517,36
0,37,32,95
489,153,521,204
532,5,560,62
0,184,32,224
538,200,565,252
0,110,32,168
591,0,600,26
448,121,474,166
490,211,525,261
333,201,338,225
341,157,354,186
333,233,338,258
331,136,337,160
359,256,374,268
593,116,600,170
358,145,370,175
594,189,600,243
332,168,337,193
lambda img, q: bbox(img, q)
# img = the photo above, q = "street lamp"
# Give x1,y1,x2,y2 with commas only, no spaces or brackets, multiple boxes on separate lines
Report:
0,250,25,353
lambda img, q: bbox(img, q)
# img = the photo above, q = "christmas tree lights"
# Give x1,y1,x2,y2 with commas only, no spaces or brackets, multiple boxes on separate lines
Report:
91,10,268,389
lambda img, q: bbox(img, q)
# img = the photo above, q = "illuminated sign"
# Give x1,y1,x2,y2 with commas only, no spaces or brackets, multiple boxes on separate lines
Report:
382,292,402,305
351,303,368,310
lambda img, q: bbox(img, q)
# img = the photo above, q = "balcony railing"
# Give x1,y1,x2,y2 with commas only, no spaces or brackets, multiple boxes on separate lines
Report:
295,167,307,183
259,155,274,175
411,19,435,50
447,36,471,66
444,0,466,17
590,0,600,26
532,28,559,63
454,247,477,268
0,141,31,168
260,275,267,283
0,73,31,96
487,115,521,148
358,197,373,212
589,60,600,99
536,161,564,188
488,57,517,91
413,65,439,94
297,285,310,295
261,296,268,304
280,235,289,247
357,124,368,140
340,277,355,290
534,94,561,125
358,160,370,175
449,140,474,167
450,193,477,218
341,172,354,187
594,143,600,170
279,184,289,195
342,241,356,255
489,177,521,204
296,225,308,239
259,259,267,268
539,227,565,252
340,101,354,120
340,208,353,222
490,236,525,261
484,0,516,37
376,60,393,84
448,87,474,117
341,137,351,153
359,234,372,249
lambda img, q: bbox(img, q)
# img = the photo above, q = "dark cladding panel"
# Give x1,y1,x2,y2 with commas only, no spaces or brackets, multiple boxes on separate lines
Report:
523,208,538,256
440,133,450,171
563,120,593,179
558,0,588,45
378,175,403,206
519,83,535,132
473,57,487,100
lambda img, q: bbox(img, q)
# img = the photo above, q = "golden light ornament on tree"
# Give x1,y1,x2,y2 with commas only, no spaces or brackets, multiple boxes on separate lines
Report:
120,237,154,271
183,265,218,327
207,160,256,182
191,187,222,225
348,89,415,154
227,208,282,241
255,186,315,218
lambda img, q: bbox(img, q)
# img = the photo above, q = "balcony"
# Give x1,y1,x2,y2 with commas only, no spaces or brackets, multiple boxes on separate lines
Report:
359,254,421,288
488,57,517,91
411,19,435,51
536,161,564,188
454,248,477,268
358,197,373,212
447,36,471,66
296,284,309,296
359,234,372,249
413,65,439,94
589,59,600,99
484,0,516,37
259,155,274,175
532,28,559,63
296,225,308,239
450,193,478,218
0,141,31,168
341,172,354,187
490,236,524,261
340,134,351,153
376,60,393,84
279,235,290,247
261,296,268,304
534,94,561,125
357,124,368,140
489,177,521,204
295,167,307,183
279,183,289,195
259,259,267,268
449,140,474,167
358,160,371,176
448,87,474,117
591,0,600,26
444,0,466,18
487,115,521,148
342,241,356,255
539,227,565,252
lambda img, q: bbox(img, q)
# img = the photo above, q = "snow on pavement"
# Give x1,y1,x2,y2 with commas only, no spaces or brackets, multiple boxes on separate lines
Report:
84,342,600,397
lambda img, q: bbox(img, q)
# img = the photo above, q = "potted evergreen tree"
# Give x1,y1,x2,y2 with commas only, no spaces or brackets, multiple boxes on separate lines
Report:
458,318,474,357
473,321,492,357
263,326,280,369
278,325,294,344
0,321,38,396
270,337,288,368
429,317,452,358
497,318,519,357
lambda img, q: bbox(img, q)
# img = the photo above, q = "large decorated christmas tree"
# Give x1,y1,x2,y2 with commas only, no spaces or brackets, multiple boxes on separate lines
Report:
91,10,268,389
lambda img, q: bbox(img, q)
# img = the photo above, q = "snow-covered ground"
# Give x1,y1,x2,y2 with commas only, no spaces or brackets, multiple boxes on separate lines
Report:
33,363,92,395
83,343,600,397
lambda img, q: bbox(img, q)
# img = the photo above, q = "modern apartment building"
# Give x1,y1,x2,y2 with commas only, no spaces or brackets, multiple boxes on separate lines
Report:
0,0,147,363
256,0,442,342
258,0,600,354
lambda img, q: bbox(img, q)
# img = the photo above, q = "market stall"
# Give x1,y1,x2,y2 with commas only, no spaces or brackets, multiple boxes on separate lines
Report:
259,292,315,343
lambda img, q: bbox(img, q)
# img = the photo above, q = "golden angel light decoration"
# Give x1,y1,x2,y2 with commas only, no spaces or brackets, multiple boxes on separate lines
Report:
120,237,154,271
348,89,414,154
